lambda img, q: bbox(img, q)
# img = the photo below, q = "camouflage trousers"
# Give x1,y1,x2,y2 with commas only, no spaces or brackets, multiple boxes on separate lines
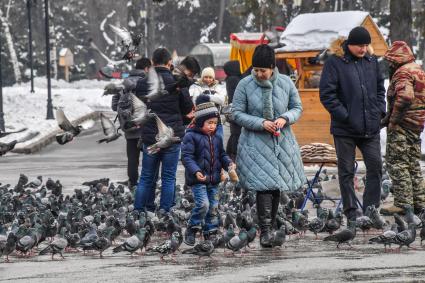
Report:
386,126,425,209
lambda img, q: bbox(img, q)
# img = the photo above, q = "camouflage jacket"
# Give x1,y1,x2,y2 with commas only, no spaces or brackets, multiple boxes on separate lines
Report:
385,41,425,133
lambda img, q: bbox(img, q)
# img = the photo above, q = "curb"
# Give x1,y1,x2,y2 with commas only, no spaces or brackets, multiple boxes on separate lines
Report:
11,112,100,154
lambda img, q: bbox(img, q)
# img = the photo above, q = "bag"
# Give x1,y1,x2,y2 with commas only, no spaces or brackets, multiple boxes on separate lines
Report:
117,91,134,132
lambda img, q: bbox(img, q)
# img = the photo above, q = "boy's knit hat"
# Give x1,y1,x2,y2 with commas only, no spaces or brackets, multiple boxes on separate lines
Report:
194,95,219,128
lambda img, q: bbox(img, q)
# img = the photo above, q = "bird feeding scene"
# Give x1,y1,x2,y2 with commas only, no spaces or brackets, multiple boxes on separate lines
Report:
0,0,425,282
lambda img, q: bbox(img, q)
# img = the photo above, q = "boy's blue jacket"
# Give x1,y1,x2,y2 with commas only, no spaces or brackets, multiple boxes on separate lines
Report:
181,127,232,186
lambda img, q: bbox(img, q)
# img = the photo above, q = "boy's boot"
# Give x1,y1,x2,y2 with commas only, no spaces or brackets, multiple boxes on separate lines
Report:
184,226,200,246
257,192,273,248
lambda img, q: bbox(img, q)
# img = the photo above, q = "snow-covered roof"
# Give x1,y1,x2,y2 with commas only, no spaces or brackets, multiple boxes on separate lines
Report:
277,11,370,52
59,48,71,56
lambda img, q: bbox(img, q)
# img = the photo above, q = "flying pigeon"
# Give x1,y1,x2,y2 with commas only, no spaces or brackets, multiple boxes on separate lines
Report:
147,115,180,154
0,140,17,156
97,113,122,143
55,108,82,145
127,94,155,129
0,127,27,138
109,24,142,61
143,67,169,102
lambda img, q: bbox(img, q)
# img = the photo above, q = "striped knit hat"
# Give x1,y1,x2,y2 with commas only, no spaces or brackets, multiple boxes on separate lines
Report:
194,95,219,128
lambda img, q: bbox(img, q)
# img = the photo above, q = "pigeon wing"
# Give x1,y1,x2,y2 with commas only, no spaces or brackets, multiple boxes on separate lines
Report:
109,24,132,46
56,109,74,132
100,114,117,137
146,67,161,98
130,94,148,120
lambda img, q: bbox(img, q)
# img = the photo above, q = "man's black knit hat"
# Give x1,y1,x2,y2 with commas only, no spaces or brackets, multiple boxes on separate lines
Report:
347,26,371,45
252,44,275,69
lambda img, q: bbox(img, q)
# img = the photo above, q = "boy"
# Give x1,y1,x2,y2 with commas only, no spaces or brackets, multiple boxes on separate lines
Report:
181,95,234,245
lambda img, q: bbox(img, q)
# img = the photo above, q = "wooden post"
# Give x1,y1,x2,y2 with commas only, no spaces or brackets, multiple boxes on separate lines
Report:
64,66,69,82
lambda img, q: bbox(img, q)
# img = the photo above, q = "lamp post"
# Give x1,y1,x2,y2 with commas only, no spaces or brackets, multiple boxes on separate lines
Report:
27,0,35,93
0,33,5,132
44,0,53,119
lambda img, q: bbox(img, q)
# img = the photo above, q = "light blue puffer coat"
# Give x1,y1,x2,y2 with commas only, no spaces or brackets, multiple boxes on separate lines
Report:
232,68,306,191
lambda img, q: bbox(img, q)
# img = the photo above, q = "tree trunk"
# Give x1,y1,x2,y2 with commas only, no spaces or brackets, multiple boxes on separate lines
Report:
0,8,22,83
390,0,413,47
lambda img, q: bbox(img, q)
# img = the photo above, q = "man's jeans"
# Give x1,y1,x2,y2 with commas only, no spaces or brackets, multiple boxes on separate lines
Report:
188,184,219,234
334,135,382,216
134,143,181,212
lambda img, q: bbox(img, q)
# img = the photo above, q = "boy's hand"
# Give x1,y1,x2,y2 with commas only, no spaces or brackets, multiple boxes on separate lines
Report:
196,172,206,182
229,163,236,171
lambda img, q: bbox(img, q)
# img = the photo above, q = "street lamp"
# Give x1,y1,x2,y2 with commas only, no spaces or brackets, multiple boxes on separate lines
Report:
44,0,53,120
0,33,5,132
27,0,35,93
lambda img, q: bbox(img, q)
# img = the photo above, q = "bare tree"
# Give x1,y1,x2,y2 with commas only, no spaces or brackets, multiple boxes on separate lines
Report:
390,0,413,47
0,1,22,83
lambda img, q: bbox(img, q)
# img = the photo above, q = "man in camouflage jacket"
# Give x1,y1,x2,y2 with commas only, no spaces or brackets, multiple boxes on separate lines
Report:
381,41,425,215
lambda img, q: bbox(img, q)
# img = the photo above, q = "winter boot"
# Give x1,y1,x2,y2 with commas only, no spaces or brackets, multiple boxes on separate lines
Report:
184,226,200,246
257,192,273,248
203,230,218,241
270,190,281,229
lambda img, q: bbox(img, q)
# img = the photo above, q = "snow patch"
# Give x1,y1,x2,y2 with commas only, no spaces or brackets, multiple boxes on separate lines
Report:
0,78,112,149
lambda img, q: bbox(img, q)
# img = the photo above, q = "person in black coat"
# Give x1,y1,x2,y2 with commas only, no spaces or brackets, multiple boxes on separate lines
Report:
223,60,242,161
111,57,151,189
133,48,193,213
319,27,386,221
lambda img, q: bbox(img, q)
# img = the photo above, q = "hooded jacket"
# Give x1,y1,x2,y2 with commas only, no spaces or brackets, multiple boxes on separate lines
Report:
181,127,232,186
319,38,386,138
384,41,425,133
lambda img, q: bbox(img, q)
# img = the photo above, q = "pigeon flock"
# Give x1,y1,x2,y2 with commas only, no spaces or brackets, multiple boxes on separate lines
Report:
1,168,425,264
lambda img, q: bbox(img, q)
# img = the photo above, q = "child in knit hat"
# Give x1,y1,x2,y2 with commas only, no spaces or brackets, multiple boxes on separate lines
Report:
181,95,235,246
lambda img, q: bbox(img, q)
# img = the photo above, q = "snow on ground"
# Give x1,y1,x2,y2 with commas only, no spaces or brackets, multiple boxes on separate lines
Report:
1,77,113,149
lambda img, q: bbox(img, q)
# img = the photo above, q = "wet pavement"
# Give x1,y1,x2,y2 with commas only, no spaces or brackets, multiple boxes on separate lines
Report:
1,113,425,282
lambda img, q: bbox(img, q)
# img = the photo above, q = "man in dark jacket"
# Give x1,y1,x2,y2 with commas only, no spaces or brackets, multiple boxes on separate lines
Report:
223,60,242,161
319,27,386,221
134,48,193,212
111,57,151,189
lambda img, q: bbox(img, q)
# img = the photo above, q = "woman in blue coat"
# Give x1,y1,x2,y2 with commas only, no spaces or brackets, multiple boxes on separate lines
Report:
232,44,306,247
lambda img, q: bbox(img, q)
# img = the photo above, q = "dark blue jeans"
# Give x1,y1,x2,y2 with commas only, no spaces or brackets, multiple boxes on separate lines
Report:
188,184,219,234
134,143,181,212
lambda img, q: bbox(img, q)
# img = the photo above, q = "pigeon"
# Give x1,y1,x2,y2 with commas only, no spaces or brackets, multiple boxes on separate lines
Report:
394,213,408,233
322,210,341,235
97,113,122,143
113,226,150,256
393,223,416,251
82,178,110,187
128,94,155,129
24,176,43,189
108,24,142,61
1,233,17,262
148,231,182,261
143,67,169,102
356,215,373,236
0,140,18,156
147,115,180,154
182,240,215,259
226,228,248,255
403,205,421,227
380,179,392,201
364,205,387,230
369,223,398,252
55,108,82,145
103,83,124,96
308,206,329,239
213,224,235,250
291,210,309,236
0,127,27,138
39,227,68,260
323,221,356,248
